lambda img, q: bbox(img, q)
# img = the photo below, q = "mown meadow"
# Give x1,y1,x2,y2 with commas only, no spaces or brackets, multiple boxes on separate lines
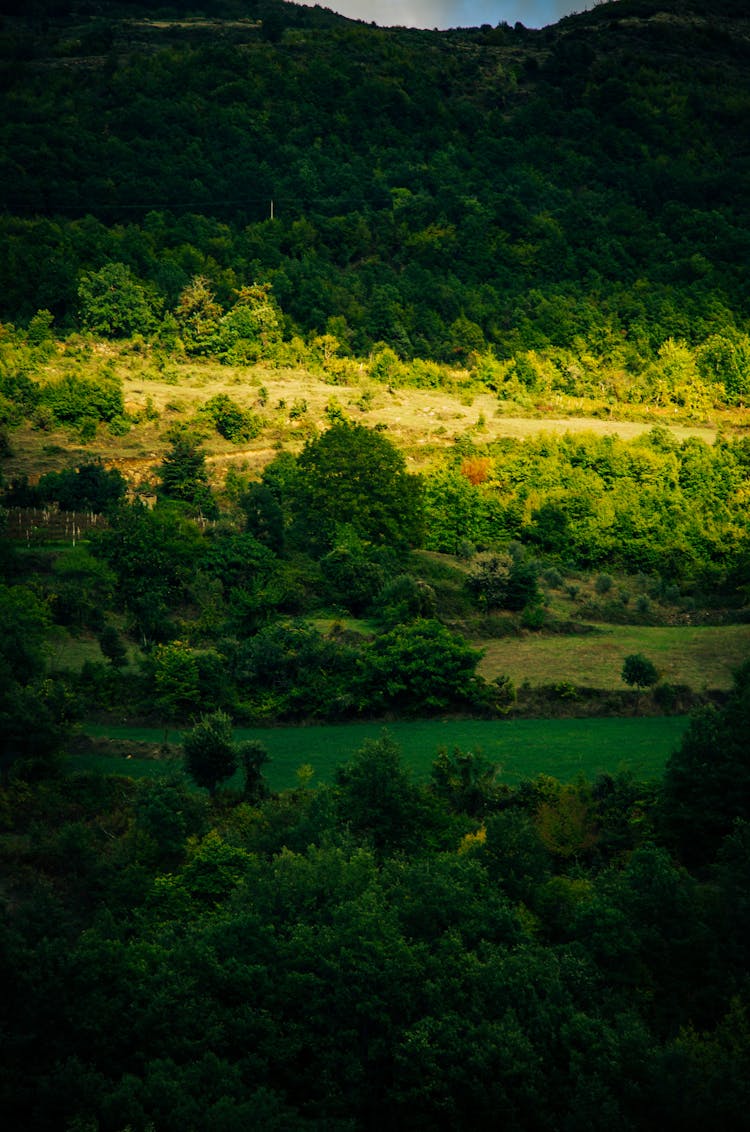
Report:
75,714,691,790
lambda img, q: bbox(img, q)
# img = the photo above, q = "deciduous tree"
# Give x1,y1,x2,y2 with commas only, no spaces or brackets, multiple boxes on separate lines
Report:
290,421,423,554
183,710,238,796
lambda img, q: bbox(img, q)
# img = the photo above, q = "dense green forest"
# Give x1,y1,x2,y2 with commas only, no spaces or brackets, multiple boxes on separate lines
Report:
2,0,750,1128
2,0,750,370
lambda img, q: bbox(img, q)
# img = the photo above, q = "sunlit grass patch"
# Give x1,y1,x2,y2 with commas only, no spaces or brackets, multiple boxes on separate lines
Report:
472,623,750,691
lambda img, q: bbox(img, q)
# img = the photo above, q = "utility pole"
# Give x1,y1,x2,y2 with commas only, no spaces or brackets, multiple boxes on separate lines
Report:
270,199,274,220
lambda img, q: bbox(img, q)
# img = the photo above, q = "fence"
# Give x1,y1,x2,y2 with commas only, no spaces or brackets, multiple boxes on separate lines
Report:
4,507,109,545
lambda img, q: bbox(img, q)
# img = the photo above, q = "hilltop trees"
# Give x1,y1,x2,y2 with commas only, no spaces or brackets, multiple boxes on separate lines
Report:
3,3,750,365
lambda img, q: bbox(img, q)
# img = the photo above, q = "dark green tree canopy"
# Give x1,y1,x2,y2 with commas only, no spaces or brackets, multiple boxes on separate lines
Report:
290,421,423,554
183,709,238,796
36,462,127,513
661,661,750,867
621,654,659,692
335,733,424,857
157,429,217,517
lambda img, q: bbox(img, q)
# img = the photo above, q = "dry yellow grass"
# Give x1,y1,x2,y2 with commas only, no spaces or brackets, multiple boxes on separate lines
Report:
9,348,727,492
471,623,750,691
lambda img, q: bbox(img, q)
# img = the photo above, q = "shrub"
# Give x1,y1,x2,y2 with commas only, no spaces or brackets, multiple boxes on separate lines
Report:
40,373,125,426
595,573,614,595
200,394,261,443
467,549,540,613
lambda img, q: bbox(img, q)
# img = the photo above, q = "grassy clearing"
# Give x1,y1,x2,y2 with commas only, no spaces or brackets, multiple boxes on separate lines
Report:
472,623,750,691
8,349,725,490
76,715,689,791
45,613,750,698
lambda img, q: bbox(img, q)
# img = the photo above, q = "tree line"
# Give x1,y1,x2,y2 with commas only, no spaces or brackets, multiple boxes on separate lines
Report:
1,1,750,365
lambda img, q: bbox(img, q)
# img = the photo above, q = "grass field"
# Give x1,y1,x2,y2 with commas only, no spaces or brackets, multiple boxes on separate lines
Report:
472,623,750,691
48,616,750,698
7,347,726,489
74,715,690,792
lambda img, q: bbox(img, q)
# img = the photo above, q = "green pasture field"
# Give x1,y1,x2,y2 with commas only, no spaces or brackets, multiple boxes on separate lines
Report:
473,624,750,691
73,715,690,793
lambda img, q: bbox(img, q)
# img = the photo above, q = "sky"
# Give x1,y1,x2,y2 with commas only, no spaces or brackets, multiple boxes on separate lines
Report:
295,1,588,31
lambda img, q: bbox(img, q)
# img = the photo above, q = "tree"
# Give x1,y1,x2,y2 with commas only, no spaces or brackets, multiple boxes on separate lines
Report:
335,733,423,857
359,618,485,714
660,661,750,867
183,710,238,796
0,583,72,780
214,283,284,361
467,548,540,612
290,421,423,554
430,745,500,817
37,462,127,513
200,394,261,443
97,625,127,669
91,502,205,644
621,653,658,712
371,573,436,628
157,429,217,517
175,275,223,354
320,527,385,615
237,739,270,803
0,583,51,684
151,643,201,721
78,262,158,338
240,481,286,554
51,546,116,631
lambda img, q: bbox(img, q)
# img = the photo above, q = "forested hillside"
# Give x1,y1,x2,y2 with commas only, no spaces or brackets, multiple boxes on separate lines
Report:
2,4,750,1127
2,0,750,371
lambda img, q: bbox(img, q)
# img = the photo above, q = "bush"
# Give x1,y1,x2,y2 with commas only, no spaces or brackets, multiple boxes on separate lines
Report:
372,574,437,627
467,549,540,613
200,394,262,443
595,573,614,595
40,373,124,426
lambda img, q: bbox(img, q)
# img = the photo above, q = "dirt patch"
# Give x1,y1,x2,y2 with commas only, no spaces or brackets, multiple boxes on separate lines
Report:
69,734,181,762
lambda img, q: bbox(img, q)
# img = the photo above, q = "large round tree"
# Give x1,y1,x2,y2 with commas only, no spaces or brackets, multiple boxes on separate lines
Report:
289,421,423,554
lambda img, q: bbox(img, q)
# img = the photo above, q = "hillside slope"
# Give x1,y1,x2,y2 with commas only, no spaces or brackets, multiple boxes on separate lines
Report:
1,0,750,365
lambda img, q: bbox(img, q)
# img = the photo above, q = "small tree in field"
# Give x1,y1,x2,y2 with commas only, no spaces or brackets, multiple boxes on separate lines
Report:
183,711,238,796
621,653,658,713
237,739,270,803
